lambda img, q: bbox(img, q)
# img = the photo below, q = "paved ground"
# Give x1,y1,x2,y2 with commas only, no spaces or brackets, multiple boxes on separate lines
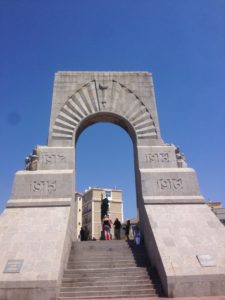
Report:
97,297,225,300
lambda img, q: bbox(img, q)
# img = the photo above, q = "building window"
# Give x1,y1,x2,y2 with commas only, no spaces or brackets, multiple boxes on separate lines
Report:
105,190,112,199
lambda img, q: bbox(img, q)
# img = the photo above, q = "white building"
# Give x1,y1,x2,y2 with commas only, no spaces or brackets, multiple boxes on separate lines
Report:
75,192,83,239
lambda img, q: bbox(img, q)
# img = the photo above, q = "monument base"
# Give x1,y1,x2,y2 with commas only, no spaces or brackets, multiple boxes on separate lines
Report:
141,202,225,297
0,285,57,300
0,201,75,300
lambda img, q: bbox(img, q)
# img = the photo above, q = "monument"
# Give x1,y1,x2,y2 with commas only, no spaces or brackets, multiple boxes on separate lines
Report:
0,72,225,300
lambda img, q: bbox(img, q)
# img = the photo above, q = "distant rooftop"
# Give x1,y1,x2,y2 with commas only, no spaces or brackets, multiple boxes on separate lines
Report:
76,187,122,195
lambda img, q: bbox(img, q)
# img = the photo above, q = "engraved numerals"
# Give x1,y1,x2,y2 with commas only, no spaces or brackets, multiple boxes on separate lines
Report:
42,153,66,164
145,152,169,163
157,178,183,190
30,180,56,194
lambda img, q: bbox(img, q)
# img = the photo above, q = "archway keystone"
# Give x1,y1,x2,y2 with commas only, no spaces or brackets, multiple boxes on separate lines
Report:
0,72,225,300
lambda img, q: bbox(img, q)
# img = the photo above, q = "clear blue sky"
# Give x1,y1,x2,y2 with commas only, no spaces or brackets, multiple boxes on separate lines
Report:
0,0,225,219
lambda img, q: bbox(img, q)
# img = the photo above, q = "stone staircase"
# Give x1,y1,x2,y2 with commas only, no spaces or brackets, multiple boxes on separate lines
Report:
57,240,163,299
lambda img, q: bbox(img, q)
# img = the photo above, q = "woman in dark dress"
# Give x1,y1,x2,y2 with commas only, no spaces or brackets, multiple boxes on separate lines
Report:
124,220,130,240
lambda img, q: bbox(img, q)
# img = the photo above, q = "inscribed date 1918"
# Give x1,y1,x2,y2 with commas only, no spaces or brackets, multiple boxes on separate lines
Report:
145,152,169,163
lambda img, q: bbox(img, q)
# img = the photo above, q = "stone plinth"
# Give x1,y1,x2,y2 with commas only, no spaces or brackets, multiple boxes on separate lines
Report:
0,202,76,300
141,168,204,204
10,170,74,201
143,203,225,297
36,146,74,170
137,145,178,169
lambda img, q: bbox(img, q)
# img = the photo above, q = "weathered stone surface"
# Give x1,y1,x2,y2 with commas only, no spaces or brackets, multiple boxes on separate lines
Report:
0,203,76,300
37,146,74,170
137,145,178,169
48,72,163,147
10,170,74,200
140,168,204,204
144,204,225,296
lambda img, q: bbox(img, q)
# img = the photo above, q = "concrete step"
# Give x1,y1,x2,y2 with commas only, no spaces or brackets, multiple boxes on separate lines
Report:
62,274,152,281
67,259,149,266
61,278,153,287
70,251,138,255
71,256,149,262
70,251,147,257
73,252,147,255
69,252,148,257
68,257,141,262
66,264,149,270
71,241,145,252
71,243,145,248
68,253,148,260
59,288,158,298
72,240,131,246
71,244,146,251
68,258,149,264
72,241,145,247
72,243,131,249
58,240,163,299
58,293,157,299
60,283,156,292
63,273,151,282
67,262,141,269
68,255,148,263
64,267,149,276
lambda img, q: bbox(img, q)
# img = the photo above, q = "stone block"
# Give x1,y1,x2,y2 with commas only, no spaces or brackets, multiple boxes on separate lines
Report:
140,168,204,204
144,204,225,296
36,146,74,170
0,204,75,300
137,145,178,169
7,198,72,208
48,72,163,147
10,170,74,200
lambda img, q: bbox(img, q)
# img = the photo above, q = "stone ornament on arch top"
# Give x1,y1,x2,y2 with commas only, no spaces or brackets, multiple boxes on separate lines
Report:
49,79,159,146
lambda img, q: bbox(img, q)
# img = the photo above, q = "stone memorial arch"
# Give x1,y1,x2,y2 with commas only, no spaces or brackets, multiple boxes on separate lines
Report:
0,72,225,300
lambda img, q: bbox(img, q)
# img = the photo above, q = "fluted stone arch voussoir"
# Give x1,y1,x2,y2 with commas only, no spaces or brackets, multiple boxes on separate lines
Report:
50,79,158,144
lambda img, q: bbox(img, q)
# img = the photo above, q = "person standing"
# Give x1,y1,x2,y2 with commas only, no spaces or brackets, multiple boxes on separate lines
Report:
84,226,89,241
102,214,112,240
114,218,121,240
80,227,85,241
133,225,141,245
124,220,131,240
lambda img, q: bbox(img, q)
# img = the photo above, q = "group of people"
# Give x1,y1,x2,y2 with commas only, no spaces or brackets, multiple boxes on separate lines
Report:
102,215,131,241
80,216,141,244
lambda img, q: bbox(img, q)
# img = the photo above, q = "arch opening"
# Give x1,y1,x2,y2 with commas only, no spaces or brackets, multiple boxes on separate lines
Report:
76,121,138,240
75,111,137,146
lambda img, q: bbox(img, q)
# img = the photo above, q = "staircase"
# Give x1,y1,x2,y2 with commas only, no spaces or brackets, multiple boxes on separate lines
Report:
57,240,163,299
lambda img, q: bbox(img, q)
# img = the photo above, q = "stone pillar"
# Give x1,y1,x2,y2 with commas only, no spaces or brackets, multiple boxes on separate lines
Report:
137,144,225,297
0,146,75,300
